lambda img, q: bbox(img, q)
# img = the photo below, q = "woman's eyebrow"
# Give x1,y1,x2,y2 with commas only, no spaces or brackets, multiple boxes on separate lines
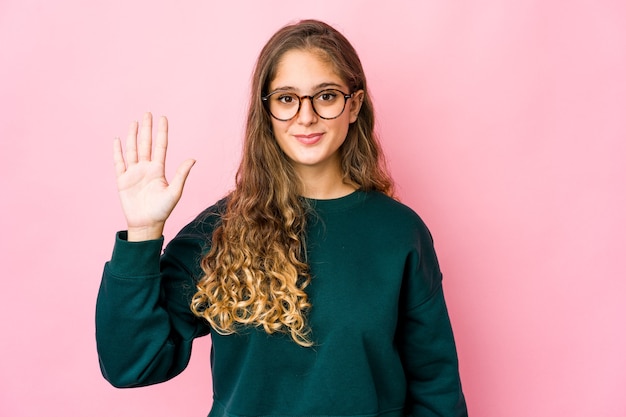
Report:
269,82,345,93
312,82,344,90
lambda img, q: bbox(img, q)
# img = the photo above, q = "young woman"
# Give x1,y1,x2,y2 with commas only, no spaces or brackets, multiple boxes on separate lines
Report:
96,19,468,417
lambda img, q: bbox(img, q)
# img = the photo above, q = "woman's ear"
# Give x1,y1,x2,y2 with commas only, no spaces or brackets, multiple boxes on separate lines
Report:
348,90,365,123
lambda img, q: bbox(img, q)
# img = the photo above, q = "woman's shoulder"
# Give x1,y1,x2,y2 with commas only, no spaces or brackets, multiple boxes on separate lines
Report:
161,196,229,266
362,191,435,239
365,191,425,221
173,196,228,240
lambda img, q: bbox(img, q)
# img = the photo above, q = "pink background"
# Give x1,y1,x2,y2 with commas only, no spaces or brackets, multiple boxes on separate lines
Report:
1,1,625,416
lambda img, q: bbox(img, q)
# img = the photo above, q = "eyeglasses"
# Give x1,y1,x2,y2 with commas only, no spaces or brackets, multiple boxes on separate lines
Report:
262,89,354,121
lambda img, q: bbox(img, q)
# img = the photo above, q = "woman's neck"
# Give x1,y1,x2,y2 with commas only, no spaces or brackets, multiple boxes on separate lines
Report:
296,164,356,200
302,181,357,200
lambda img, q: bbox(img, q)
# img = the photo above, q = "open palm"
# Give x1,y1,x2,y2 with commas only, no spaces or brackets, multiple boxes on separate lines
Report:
114,113,195,240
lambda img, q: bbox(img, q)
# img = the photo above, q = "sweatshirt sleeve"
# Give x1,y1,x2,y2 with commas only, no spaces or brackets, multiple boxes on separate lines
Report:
398,225,468,417
95,225,211,388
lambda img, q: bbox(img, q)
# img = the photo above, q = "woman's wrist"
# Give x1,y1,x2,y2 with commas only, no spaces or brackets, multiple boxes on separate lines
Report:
126,224,165,242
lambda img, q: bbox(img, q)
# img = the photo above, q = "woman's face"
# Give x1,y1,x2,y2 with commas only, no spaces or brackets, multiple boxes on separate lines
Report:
267,48,363,178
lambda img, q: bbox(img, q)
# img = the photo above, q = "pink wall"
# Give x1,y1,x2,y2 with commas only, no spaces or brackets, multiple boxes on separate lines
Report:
1,1,625,416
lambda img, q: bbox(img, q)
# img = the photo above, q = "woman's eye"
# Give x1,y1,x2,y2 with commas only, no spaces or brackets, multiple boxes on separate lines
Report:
317,91,337,101
277,95,296,104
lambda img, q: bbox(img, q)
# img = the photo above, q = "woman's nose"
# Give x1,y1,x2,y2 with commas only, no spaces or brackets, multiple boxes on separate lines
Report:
296,96,317,125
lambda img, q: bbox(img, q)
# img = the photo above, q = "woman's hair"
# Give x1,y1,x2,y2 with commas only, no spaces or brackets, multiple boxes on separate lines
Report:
190,19,394,346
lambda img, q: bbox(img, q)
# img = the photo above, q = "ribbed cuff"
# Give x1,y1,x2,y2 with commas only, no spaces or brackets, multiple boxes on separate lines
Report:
107,231,164,278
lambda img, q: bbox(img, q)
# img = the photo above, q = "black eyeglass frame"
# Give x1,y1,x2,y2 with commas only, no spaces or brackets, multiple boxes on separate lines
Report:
261,89,355,122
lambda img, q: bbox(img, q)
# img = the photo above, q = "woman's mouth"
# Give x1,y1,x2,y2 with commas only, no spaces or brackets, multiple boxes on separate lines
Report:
294,133,324,145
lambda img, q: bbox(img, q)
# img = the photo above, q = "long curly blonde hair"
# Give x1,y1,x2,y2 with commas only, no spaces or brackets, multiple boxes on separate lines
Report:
190,20,394,346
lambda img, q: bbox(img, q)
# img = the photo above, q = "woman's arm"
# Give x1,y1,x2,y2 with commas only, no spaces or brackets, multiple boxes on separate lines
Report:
96,113,206,387
398,285,468,417
398,225,468,417
96,226,211,387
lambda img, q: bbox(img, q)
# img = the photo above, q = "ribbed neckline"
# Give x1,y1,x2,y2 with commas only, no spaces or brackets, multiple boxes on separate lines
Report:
304,189,369,213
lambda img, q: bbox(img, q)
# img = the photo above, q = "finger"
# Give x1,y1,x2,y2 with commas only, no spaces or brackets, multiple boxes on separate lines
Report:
153,115,168,166
169,159,196,196
113,137,126,177
125,120,139,164
138,112,153,161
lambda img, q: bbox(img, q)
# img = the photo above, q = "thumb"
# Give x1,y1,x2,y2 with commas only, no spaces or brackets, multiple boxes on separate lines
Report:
169,158,196,195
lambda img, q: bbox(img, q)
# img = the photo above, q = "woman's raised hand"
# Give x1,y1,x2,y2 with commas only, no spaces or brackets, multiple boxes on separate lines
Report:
113,113,195,241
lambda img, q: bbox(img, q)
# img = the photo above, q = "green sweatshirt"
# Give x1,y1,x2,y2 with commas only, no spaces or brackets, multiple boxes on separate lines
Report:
96,190,467,417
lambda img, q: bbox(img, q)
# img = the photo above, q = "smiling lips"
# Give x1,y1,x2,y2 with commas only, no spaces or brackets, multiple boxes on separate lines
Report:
294,132,324,145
